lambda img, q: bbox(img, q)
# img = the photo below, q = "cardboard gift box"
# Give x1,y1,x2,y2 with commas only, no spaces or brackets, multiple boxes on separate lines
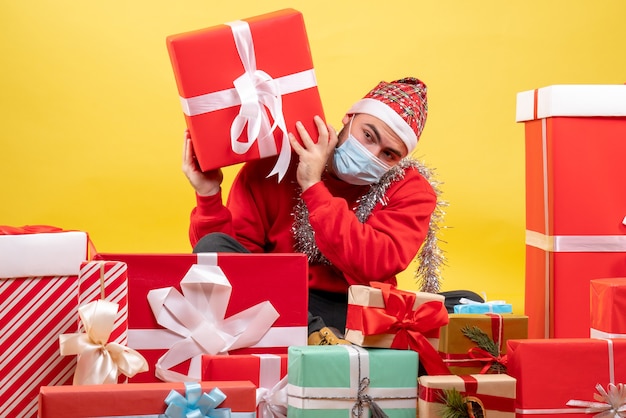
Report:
0,228,125,418
438,313,528,375
507,338,626,417
94,252,308,383
38,380,257,418
287,345,418,418
345,282,450,375
418,374,516,417
202,353,288,417
167,8,325,179
516,84,626,338
590,277,626,338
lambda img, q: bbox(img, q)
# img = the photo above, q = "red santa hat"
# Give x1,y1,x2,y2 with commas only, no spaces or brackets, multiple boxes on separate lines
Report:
347,77,428,153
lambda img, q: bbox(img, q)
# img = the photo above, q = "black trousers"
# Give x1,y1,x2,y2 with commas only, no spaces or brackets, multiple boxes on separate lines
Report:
193,233,484,334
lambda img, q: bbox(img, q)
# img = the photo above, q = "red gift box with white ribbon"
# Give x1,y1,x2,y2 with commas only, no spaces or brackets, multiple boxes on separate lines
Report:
202,353,288,418
0,227,128,417
166,8,325,181
590,277,626,339
94,252,308,383
516,85,626,339
507,338,626,417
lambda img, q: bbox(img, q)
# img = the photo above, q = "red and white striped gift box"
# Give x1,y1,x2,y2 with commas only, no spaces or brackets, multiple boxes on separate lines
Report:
0,230,129,417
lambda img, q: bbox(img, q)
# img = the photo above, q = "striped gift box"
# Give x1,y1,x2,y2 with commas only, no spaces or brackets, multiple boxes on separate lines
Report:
0,231,128,417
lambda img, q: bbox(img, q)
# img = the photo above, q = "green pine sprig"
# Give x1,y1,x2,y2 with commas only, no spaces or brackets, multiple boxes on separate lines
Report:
461,325,507,373
438,388,469,418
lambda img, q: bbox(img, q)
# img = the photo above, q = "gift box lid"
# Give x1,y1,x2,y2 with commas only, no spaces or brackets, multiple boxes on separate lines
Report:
516,84,626,122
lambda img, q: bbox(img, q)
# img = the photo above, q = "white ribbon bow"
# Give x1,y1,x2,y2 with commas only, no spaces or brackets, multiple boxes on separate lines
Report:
226,20,291,181
257,376,288,418
59,300,148,385
147,263,280,382
567,383,626,417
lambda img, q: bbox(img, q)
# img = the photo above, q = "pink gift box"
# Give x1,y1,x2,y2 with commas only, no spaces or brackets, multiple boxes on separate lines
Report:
516,85,626,338
94,252,308,382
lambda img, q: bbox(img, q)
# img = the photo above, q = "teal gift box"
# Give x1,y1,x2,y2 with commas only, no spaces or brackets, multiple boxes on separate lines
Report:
287,345,418,417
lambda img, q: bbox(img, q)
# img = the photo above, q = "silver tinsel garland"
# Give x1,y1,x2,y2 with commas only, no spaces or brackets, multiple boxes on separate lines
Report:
292,157,447,293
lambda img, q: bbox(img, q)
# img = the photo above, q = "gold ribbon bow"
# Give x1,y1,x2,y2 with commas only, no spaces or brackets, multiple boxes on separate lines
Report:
59,300,148,385
567,383,626,417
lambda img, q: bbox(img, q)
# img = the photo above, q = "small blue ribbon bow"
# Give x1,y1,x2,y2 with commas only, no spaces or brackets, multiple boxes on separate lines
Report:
164,382,232,418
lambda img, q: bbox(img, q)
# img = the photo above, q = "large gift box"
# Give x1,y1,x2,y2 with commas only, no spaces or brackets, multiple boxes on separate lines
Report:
516,84,626,338
507,338,626,416
287,345,418,418
0,227,127,418
38,380,257,418
345,282,450,375
94,252,308,382
167,8,325,180
438,313,528,375
202,353,288,417
418,374,516,417
590,277,626,338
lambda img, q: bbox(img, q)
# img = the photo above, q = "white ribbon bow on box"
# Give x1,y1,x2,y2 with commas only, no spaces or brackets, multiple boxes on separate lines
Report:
147,263,280,382
59,300,148,385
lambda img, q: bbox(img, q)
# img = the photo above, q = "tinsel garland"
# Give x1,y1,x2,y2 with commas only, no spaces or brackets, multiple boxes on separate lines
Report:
291,157,447,293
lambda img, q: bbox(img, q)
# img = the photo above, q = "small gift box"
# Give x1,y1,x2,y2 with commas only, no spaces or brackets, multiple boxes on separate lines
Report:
418,374,516,417
167,8,325,180
202,353,288,417
453,297,513,314
287,345,418,418
38,380,257,418
590,277,626,338
345,282,450,375
94,252,308,382
438,313,528,375
507,338,626,416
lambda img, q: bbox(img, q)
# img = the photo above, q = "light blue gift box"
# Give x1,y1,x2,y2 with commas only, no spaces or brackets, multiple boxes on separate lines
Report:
287,345,418,418
453,303,513,314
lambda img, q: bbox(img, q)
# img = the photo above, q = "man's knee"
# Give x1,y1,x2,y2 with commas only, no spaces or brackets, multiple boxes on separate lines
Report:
193,232,249,253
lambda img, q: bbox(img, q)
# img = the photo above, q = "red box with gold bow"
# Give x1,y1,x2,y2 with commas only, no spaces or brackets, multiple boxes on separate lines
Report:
0,226,129,418
438,313,528,375
344,283,450,375
418,374,516,417
166,8,325,180
590,277,626,339
38,380,256,418
202,353,288,417
516,85,626,339
94,252,308,383
507,338,626,417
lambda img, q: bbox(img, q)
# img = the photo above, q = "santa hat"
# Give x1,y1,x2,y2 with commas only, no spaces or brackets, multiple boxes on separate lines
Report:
347,77,428,153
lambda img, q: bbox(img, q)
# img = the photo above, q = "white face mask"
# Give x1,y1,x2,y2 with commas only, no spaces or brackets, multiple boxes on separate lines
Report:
331,118,391,185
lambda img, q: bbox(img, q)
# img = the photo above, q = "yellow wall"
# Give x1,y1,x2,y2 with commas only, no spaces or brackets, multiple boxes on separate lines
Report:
3,1,626,313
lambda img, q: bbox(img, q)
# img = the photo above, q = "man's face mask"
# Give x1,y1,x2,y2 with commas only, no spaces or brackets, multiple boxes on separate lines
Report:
332,117,391,185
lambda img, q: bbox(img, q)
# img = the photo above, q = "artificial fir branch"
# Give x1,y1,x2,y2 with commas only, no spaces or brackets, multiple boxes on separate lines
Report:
439,388,469,418
461,325,507,373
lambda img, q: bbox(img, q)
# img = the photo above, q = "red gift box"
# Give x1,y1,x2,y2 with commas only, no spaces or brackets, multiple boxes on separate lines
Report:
590,277,626,338
507,338,626,417
167,8,325,179
202,353,288,417
516,85,626,338
94,252,308,383
0,228,104,418
38,380,257,418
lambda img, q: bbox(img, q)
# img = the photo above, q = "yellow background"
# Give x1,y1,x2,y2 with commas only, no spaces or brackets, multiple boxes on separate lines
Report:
3,1,626,313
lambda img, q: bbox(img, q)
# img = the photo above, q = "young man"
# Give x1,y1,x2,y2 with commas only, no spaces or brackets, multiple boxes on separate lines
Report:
182,77,440,344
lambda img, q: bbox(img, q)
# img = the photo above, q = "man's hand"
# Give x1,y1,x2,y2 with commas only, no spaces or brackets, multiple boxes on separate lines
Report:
288,115,338,191
182,130,223,196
